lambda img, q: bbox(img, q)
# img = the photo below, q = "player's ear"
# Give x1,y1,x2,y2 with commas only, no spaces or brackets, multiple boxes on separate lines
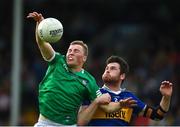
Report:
83,56,87,62
120,73,126,80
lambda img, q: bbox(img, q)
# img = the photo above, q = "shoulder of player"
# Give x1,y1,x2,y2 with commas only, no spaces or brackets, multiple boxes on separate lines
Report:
121,89,140,100
122,89,136,94
83,69,96,81
99,87,137,96
48,52,65,63
55,52,65,59
54,52,68,66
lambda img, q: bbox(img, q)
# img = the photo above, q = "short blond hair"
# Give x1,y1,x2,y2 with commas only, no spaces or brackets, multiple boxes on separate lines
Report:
70,40,88,56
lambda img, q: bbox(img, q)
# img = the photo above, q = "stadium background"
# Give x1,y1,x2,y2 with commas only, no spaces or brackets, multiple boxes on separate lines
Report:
0,0,180,125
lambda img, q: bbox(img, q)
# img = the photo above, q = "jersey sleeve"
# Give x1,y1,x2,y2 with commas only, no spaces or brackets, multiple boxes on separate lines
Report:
129,93,146,115
82,85,102,106
84,77,102,103
47,52,65,65
43,51,56,62
89,80,101,101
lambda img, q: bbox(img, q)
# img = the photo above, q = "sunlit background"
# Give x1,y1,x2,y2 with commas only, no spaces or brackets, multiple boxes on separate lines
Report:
0,0,179,125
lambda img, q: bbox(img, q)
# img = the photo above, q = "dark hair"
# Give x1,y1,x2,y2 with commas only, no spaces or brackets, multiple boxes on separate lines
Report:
70,40,88,56
106,55,129,75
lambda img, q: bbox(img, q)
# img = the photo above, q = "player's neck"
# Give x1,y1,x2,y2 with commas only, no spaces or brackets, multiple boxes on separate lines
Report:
69,64,83,72
71,67,83,72
105,83,121,92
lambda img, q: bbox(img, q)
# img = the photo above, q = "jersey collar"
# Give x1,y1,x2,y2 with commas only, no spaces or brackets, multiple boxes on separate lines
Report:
102,84,126,95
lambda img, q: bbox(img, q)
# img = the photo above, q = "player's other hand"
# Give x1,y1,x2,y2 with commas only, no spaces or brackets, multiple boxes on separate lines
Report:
160,80,173,97
119,97,137,108
95,93,111,105
27,12,44,23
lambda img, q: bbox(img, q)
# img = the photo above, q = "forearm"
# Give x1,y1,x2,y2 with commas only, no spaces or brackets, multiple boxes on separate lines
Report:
142,96,171,120
77,100,99,126
35,22,55,60
101,97,138,113
100,102,121,113
77,101,121,125
160,95,171,112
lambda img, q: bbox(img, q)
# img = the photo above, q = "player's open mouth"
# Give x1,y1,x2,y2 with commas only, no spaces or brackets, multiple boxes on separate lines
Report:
68,57,73,61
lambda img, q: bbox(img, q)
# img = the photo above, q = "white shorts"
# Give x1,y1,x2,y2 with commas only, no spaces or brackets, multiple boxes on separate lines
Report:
34,114,77,127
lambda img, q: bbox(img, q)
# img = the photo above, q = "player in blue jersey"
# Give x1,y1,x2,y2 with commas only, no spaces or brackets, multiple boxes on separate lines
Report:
78,55,173,126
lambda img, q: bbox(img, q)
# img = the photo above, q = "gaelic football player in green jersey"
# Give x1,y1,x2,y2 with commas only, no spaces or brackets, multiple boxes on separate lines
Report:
27,12,126,126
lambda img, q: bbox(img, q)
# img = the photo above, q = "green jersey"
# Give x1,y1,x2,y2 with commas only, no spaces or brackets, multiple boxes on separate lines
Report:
38,52,100,125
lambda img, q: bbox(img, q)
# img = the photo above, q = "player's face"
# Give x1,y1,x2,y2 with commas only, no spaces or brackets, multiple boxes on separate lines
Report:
102,62,122,84
66,44,86,69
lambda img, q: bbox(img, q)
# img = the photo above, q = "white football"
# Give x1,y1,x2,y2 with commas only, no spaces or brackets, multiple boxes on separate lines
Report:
37,18,63,43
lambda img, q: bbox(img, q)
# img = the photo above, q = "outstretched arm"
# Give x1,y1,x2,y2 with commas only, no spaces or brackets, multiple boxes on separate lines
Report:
159,80,173,112
142,81,173,120
27,12,55,61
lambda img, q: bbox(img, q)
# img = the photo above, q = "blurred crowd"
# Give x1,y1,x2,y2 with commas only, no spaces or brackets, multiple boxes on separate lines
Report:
0,0,180,125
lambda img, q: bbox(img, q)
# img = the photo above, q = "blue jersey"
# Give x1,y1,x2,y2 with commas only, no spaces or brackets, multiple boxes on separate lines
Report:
83,86,146,126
